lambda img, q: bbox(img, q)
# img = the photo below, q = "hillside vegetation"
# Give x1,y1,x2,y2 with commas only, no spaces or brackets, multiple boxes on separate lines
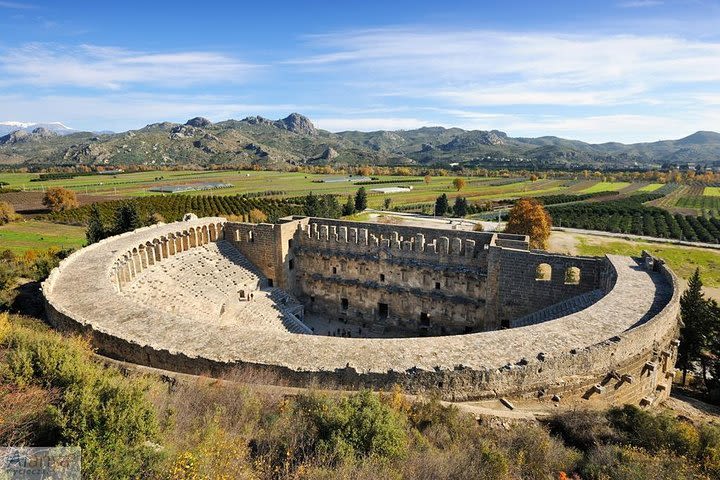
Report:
2,313,720,479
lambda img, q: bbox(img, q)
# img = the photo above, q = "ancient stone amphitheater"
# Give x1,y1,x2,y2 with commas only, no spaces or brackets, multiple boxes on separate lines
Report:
43,215,680,406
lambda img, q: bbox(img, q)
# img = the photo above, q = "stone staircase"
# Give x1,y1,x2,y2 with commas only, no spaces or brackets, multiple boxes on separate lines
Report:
510,289,605,328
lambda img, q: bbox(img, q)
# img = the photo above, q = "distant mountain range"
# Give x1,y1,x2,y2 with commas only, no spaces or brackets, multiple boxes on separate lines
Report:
0,121,80,136
0,114,718,169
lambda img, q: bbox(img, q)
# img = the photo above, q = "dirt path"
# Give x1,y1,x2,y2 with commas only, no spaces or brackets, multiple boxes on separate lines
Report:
547,231,580,255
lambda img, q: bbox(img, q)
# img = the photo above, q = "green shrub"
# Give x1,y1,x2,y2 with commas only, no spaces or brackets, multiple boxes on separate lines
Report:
608,405,701,457
1,316,160,479
580,444,700,480
294,390,408,463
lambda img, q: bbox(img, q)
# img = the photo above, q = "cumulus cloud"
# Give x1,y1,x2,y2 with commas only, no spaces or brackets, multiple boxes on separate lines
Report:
0,43,260,89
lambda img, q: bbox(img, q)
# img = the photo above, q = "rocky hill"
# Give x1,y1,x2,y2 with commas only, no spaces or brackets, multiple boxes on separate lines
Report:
0,113,718,169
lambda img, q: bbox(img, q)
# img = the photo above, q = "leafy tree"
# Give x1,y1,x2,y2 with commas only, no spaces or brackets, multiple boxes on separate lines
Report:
505,198,552,249
705,299,720,393
424,175,432,185
42,187,79,212
383,197,392,210
304,192,320,217
342,195,355,216
354,187,368,211
0,201,15,225
434,194,449,217
452,197,468,217
679,268,708,385
113,203,142,235
85,204,106,245
452,178,466,191
318,195,342,218
473,223,484,232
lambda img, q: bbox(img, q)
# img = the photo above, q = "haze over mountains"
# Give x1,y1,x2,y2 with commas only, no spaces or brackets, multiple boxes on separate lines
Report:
0,114,718,169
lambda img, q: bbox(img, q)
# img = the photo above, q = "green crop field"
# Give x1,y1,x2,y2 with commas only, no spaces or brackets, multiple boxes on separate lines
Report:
704,187,720,197
0,220,85,253
638,183,664,192
675,195,720,215
580,181,631,194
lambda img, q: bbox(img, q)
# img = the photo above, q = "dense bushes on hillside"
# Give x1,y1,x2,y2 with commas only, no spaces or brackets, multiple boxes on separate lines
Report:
49,194,305,226
0,314,160,478
3,314,720,479
549,194,720,243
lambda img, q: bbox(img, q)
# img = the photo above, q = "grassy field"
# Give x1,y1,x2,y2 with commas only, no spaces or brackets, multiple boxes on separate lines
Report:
638,183,664,192
580,181,631,194
0,220,85,253
0,170,584,208
575,237,720,288
704,186,720,197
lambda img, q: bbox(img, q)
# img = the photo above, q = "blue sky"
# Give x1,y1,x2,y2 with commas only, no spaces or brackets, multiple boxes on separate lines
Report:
1,0,719,143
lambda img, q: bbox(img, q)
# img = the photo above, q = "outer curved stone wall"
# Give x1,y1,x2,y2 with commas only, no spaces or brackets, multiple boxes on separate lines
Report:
43,217,680,407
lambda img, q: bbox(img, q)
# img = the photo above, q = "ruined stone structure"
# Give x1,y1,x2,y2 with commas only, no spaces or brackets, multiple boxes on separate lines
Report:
43,216,681,407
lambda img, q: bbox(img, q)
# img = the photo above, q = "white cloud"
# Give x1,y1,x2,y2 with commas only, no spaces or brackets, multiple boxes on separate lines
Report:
291,29,720,108
0,43,260,89
0,1,36,9
618,0,663,8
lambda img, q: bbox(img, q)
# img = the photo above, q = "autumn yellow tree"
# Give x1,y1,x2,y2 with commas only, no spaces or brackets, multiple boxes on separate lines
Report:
0,201,15,225
358,166,372,177
504,198,552,249
424,175,431,185
452,177,466,191
42,187,79,212
248,208,268,223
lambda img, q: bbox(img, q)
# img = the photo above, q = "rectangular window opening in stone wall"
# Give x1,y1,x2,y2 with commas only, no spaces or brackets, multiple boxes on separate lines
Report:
435,282,441,290
268,278,274,287
333,266,337,274
380,274,386,282
341,298,349,310
378,302,389,319
289,259,294,270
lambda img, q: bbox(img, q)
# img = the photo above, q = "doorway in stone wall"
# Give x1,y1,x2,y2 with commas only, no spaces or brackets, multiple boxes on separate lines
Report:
378,302,389,319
